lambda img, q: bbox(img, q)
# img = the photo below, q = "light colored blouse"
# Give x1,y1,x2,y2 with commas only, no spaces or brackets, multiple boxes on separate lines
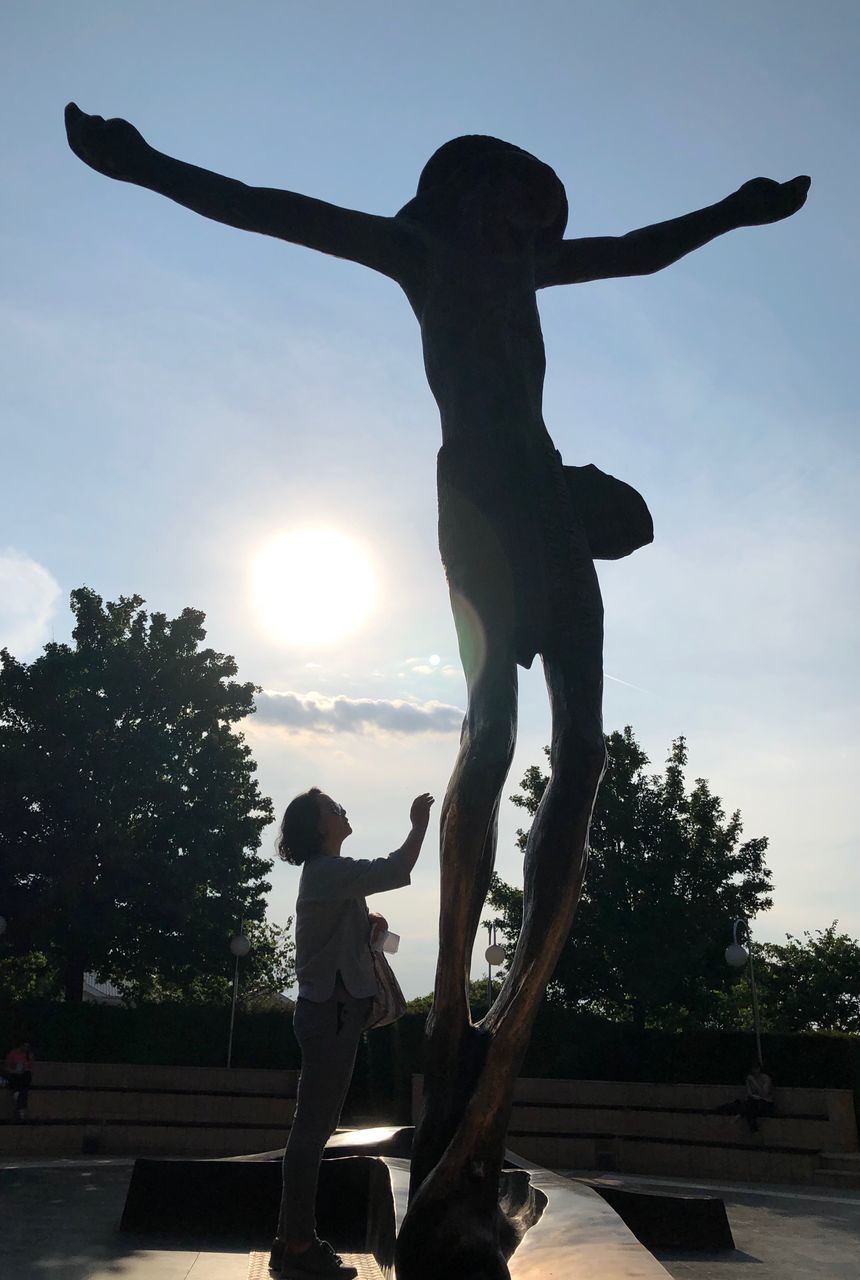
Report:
295,848,412,1001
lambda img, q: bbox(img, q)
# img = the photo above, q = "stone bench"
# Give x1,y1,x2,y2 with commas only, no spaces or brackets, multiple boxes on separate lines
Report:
412,1075,859,1184
0,1061,297,1157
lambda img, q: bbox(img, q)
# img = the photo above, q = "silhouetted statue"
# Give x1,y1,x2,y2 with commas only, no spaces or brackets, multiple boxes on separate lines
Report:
65,103,809,1279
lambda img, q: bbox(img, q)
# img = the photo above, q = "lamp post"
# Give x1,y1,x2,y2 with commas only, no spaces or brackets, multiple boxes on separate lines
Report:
483,921,505,1011
227,926,251,1068
725,917,763,1067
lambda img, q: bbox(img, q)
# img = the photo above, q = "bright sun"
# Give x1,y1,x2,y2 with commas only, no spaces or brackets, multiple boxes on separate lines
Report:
252,528,377,646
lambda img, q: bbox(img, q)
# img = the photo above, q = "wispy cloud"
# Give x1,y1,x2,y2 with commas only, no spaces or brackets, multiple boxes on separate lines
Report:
0,549,62,658
253,689,464,736
401,657,462,678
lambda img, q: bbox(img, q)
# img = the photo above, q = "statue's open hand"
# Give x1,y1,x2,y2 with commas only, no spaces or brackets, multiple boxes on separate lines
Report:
731,175,811,227
65,102,149,181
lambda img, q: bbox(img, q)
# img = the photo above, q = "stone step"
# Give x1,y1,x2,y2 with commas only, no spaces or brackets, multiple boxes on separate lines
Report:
0,1120,292,1158
23,1091,294,1126
817,1152,860,1171
812,1168,860,1189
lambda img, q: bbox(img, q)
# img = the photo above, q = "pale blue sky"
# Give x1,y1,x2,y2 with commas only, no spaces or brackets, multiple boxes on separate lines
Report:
3,2,858,996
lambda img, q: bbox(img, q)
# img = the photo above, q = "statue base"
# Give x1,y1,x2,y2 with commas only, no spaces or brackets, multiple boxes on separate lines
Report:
119,1125,730,1276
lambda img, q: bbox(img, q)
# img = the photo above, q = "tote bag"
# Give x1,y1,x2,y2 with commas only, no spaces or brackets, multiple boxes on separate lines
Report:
365,948,407,1030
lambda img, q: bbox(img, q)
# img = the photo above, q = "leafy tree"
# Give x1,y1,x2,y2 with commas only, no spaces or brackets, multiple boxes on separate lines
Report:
0,588,274,1001
0,949,60,1002
487,726,773,1030
756,923,860,1034
130,916,296,1008
406,978,500,1016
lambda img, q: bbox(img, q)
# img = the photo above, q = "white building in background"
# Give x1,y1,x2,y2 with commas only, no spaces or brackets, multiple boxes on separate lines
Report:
82,973,124,1005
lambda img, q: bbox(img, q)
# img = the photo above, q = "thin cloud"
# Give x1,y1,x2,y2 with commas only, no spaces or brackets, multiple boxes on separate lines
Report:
401,656,461,679
0,549,62,658
253,689,464,736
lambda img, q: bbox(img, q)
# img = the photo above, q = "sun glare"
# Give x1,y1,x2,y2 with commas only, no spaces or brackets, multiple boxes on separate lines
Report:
252,528,377,647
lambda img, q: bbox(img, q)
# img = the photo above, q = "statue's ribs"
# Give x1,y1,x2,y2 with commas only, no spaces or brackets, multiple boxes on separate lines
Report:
564,463,654,560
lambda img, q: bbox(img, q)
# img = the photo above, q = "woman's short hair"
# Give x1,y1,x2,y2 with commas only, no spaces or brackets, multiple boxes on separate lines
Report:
277,787,324,865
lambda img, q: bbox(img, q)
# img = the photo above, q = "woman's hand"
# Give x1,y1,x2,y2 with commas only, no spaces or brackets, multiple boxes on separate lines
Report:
394,793,435,873
409,793,435,829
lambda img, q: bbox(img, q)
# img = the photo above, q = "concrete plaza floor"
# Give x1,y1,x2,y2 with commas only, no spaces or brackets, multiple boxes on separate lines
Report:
569,1170,860,1280
0,1157,257,1280
2,1157,859,1279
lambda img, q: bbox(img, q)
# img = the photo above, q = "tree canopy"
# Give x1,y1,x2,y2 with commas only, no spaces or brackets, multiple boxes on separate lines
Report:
487,726,773,1030
0,588,275,1001
757,924,860,1035
125,915,296,1008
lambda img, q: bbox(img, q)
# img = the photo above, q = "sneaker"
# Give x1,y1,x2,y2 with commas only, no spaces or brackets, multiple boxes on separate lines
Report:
270,1237,358,1279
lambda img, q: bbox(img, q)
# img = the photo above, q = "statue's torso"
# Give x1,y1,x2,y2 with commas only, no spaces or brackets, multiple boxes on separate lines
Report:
415,249,550,450
409,245,590,666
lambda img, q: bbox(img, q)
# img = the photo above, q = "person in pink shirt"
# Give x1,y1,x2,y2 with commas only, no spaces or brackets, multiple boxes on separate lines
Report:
2,1042,35,1121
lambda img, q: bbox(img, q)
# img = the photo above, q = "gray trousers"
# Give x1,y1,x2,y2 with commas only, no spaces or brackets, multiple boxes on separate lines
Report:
277,976,372,1242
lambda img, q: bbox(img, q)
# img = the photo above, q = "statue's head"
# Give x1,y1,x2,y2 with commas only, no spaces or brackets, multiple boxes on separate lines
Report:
399,135,568,247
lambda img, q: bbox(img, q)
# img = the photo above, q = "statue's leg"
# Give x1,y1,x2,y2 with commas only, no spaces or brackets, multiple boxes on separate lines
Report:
486,581,607,1041
398,628,607,1277
400,602,520,1278
434,666,518,1023
399,557,605,1278
410,590,518,1194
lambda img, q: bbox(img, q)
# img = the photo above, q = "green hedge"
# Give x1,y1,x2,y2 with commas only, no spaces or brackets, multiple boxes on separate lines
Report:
0,999,300,1071
519,1006,860,1091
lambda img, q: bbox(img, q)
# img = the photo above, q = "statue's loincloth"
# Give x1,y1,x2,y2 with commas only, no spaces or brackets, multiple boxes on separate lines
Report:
437,441,652,670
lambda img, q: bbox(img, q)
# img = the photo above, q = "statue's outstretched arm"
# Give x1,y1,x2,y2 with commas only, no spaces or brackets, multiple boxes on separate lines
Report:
537,175,810,287
64,104,421,284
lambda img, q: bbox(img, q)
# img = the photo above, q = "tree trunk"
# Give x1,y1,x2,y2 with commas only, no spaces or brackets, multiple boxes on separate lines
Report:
63,955,85,1002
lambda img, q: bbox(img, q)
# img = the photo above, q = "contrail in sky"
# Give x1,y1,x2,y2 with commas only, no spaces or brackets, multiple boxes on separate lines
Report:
605,671,653,696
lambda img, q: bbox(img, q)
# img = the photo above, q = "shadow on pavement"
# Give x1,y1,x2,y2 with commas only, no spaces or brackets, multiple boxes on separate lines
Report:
0,1162,260,1280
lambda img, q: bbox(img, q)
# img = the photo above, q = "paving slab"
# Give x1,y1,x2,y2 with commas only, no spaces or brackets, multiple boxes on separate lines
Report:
560,1170,860,1280
248,1251,383,1279
0,1159,256,1280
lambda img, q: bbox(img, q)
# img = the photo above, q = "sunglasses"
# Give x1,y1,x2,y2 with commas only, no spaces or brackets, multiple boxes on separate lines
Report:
327,801,348,819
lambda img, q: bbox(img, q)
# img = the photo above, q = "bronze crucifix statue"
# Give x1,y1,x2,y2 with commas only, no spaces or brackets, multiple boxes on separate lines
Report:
65,103,809,1279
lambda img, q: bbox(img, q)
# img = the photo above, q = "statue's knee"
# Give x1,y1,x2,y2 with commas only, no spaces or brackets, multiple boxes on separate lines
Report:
466,720,515,773
555,734,606,791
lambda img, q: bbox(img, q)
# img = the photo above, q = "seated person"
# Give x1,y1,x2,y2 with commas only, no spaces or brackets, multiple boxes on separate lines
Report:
1,1041,35,1121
